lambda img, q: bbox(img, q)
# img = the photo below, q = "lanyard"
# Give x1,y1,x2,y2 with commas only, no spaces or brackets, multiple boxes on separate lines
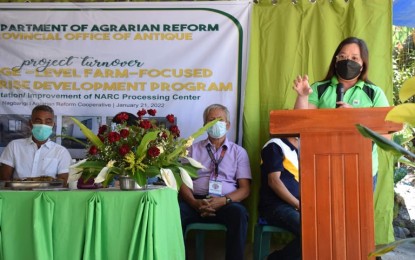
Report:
206,144,227,179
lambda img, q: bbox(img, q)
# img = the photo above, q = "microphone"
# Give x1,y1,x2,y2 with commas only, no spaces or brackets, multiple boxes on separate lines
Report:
336,83,344,108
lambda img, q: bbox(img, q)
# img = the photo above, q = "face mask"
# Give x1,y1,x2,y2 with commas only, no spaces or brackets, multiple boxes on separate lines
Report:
207,121,227,139
32,124,53,141
335,59,362,80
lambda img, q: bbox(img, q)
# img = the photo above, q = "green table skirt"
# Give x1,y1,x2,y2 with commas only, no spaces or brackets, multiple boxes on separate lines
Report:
0,187,185,260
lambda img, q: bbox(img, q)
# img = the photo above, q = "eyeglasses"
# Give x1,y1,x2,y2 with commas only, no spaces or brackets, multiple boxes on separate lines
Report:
336,54,362,62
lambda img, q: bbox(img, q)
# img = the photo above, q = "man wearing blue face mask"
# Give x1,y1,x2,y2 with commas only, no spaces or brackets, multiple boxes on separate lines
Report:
179,104,252,260
0,105,72,184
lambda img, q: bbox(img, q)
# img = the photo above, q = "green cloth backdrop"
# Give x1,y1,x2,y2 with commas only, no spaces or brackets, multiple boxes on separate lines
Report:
243,0,394,245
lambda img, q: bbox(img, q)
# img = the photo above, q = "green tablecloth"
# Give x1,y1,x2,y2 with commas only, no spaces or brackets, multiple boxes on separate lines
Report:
0,187,185,260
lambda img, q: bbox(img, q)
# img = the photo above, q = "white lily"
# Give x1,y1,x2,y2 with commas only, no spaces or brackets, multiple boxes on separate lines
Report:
68,171,83,182
71,159,87,169
183,156,206,169
106,160,116,168
94,160,115,184
160,168,177,190
178,167,193,190
94,167,109,184
68,159,87,182
157,145,165,154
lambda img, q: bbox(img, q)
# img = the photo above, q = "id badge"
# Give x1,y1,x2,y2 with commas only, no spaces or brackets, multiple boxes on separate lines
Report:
208,180,223,196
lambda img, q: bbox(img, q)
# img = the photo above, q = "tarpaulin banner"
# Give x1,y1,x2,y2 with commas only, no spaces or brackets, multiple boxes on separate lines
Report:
0,1,251,158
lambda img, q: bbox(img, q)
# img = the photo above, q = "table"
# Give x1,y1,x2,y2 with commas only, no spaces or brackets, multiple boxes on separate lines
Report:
0,187,185,260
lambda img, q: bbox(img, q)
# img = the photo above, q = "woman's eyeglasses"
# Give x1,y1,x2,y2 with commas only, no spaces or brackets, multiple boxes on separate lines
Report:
336,54,361,62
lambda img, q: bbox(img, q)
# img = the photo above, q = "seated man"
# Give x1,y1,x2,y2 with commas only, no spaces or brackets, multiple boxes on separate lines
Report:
0,105,72,184
259,137,301,260
179,104,251,260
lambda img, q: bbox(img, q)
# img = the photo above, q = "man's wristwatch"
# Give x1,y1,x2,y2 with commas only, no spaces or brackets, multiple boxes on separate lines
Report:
225,196,232,205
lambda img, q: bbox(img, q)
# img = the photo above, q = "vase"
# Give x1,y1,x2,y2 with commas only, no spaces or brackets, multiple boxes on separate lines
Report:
77,177,103,189
119,175,140,190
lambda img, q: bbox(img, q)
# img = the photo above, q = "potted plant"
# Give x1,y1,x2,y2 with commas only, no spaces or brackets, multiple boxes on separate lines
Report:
67,109,217,190
356,76,415,257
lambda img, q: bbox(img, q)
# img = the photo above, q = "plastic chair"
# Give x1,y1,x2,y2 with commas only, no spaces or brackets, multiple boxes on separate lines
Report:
184,223,227,260
253,221,292,260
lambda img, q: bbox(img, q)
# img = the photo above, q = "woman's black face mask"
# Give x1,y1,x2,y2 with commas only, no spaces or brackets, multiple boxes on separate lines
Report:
335,60,362,80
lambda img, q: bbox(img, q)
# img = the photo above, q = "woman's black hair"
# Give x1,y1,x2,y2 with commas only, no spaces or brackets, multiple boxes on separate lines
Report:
324,37,370,83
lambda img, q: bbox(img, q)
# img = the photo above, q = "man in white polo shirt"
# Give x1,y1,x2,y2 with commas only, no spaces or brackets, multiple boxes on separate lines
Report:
0,105,72,184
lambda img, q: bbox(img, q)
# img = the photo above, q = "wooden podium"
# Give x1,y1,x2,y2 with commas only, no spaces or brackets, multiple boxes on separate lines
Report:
269,107,401,260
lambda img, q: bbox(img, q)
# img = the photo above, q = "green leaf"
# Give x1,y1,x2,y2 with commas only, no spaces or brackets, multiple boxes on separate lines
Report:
355,124,415,158
136,130,160,157
393,134,414,147
75,162,124,179
57,134,88,147
71,117,104,149
397,156,415,168
385,104,415,126
180,164,199,178
79,160,107,169
167,119,220,162
368,237,415,257
399,76,415,102
132,170,147,187
108,166,123,175
166,141,186,162
102,175,114,187
169,166,181,175
191,119,219,139
145,165,161,177
173,172,183,191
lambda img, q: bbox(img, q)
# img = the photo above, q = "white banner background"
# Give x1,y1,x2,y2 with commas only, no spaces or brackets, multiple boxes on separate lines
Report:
0,2,251,158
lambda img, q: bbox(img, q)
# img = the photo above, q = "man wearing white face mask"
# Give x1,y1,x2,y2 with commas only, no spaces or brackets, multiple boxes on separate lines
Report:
0,105,72,184
179,104,252,260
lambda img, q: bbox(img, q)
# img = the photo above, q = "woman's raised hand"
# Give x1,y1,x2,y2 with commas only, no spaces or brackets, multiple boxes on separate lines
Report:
293,75,313,96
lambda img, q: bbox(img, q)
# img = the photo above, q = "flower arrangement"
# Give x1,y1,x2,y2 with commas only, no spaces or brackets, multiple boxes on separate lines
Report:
69,109,217,190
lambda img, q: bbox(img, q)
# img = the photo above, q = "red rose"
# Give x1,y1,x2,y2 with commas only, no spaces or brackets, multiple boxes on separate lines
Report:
120,129,129,138
166,114,175,124
139,119,152,129
137,108,147,117
98,125,108,135
147,109,157,116
147,146,160,158
108,132,121,143
119,144,131,156
89,145,99,155
98,134,105,142
169,125,180,137
161,131,168,139
115,112,129,124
